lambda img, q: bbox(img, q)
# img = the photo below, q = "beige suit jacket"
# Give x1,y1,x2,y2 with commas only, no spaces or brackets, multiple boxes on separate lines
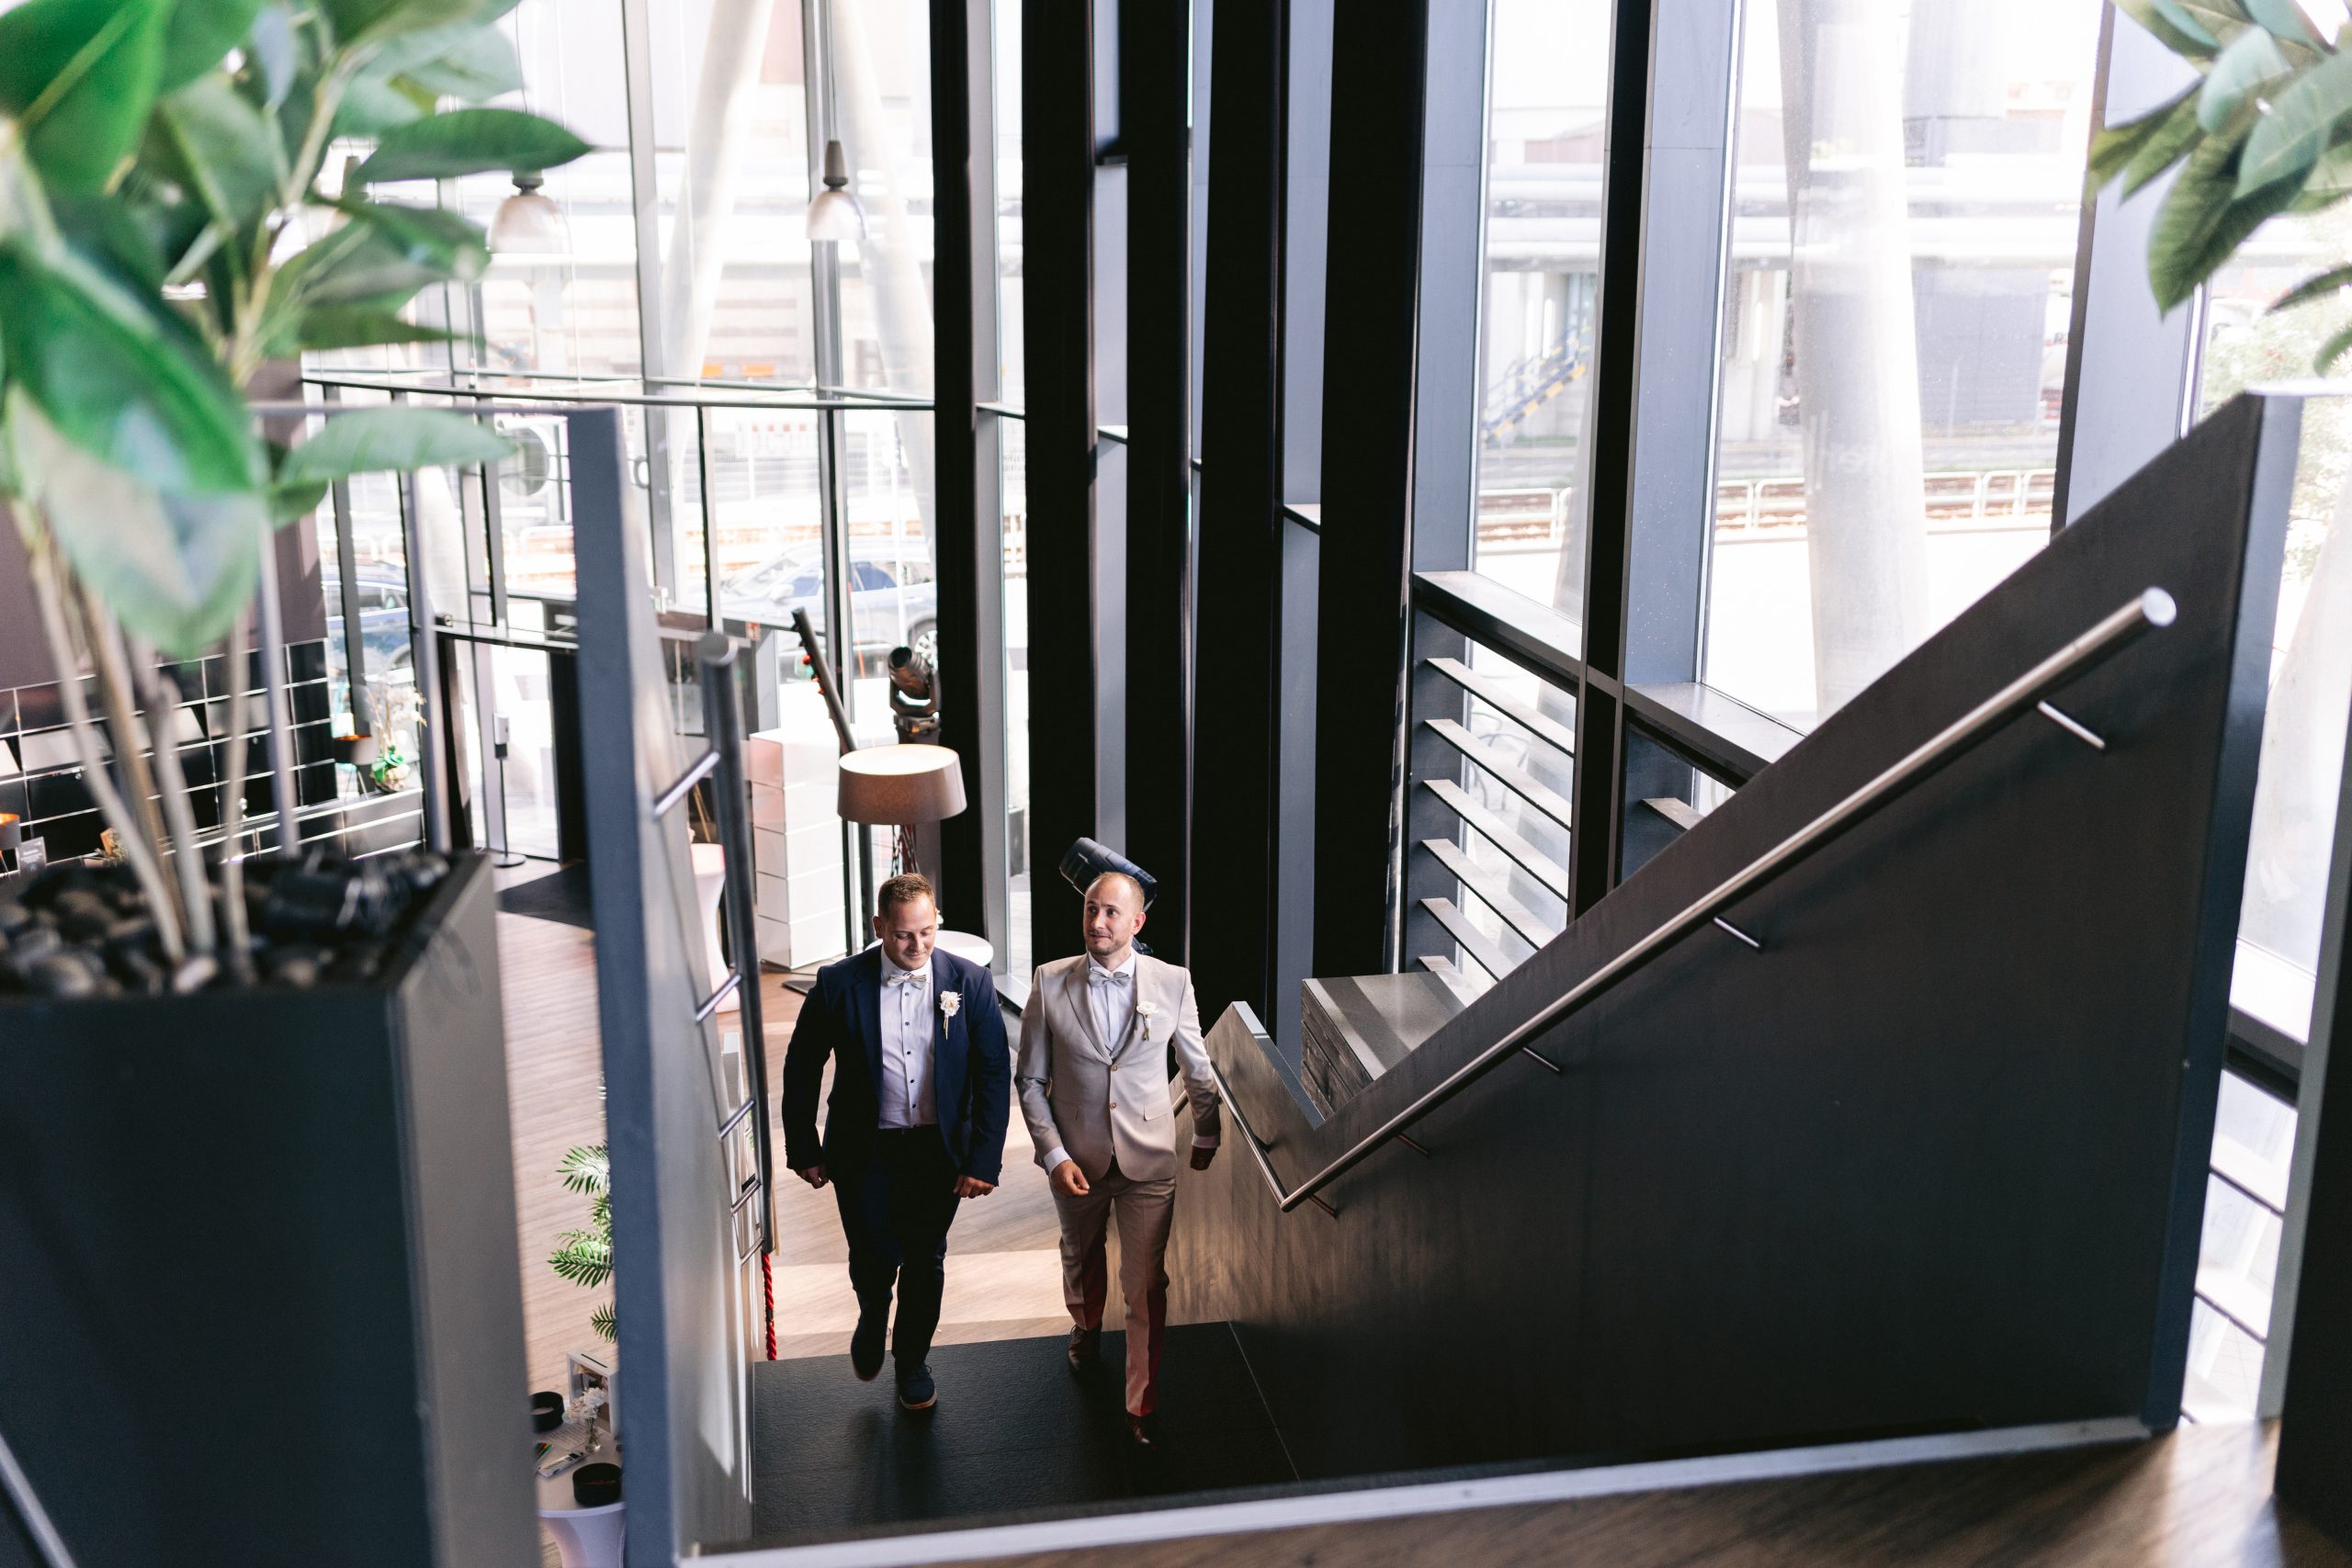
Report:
1016,953,1220,1182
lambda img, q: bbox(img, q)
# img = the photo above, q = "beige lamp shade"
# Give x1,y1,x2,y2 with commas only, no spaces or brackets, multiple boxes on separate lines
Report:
838,744,967,824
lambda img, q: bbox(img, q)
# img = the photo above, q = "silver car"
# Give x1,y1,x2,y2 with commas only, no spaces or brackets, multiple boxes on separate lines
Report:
718,542,938,674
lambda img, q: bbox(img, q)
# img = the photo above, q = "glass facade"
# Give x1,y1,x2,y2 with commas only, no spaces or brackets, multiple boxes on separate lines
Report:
1702,0,2104,727
1470,0,1611,621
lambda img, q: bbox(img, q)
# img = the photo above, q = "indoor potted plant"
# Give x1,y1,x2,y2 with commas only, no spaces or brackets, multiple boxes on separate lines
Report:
0,2,590,1563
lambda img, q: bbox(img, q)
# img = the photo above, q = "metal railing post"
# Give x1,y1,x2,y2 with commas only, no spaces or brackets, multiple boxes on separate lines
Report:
696,632,776,1256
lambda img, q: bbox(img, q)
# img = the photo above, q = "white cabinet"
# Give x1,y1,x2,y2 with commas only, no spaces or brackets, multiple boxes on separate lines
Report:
747,683,848,970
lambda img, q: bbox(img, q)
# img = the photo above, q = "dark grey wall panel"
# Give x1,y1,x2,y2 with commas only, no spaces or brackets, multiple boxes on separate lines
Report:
0,859,533,1567
1170,396,2295,1479
571,407,752,1564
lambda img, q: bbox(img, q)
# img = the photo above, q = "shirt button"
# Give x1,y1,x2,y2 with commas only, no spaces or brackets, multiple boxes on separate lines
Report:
1109,1101,1117,1110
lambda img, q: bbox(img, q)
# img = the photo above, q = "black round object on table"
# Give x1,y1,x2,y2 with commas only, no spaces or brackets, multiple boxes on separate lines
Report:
530,1392,563,1433
572,1463,621,1507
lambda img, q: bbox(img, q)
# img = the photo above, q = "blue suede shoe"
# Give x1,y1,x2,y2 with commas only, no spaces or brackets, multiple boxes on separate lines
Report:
896,1363,937,1411
850,1315,885,1382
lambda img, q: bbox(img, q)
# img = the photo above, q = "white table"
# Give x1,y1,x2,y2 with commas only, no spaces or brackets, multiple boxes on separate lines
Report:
536,1445,625,1568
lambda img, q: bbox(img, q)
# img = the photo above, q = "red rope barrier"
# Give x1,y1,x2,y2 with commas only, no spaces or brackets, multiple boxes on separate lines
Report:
763,1248,777,1359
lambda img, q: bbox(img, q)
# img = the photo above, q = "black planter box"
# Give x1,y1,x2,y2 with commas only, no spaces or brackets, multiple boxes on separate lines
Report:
0,853,534,1568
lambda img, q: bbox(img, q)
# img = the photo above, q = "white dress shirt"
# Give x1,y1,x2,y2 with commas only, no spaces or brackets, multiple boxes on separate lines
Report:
876,957,936,1129
1043,950,1216,1174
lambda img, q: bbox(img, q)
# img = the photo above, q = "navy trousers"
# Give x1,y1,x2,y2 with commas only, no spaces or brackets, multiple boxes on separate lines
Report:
832,1127,962,1370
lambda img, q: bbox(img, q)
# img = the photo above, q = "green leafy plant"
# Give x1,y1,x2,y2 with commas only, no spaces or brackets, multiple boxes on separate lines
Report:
2091,0,2352,366
550,1144,616,1342
0,0,587,973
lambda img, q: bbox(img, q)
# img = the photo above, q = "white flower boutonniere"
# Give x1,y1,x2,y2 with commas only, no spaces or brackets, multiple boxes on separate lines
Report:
939,991,963,1021
1136,999,1161,1043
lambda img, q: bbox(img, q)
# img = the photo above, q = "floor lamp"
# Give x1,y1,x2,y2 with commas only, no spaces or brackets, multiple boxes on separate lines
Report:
838,743,968,899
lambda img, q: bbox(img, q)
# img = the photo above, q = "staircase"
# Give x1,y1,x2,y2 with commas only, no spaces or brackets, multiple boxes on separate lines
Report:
1170,394,2299,1485
1481,334,1593,442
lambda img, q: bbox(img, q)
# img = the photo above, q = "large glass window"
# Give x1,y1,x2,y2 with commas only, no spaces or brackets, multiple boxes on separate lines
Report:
1470,0,1611,616
993,0,1025,408
832,1,936,396
1702,0,2103,727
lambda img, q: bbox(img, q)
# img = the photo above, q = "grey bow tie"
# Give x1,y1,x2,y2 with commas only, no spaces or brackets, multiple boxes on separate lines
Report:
884,968,925,987
1090,969,1130,987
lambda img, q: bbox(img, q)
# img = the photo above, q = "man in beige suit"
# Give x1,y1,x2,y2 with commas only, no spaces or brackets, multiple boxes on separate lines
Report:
1018,871,1219,1446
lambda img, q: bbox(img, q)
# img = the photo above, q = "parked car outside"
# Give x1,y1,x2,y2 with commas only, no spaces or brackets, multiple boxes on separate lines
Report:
719,541,937,673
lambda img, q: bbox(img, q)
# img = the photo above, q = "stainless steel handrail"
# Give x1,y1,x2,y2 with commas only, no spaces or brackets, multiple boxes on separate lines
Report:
1228,588,2177,1216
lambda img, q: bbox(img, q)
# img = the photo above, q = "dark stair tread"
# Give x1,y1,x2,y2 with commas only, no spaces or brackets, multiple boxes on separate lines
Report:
744,1323,1296,1546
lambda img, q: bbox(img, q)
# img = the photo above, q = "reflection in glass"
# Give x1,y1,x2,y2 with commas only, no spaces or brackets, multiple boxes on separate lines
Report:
1471,0,1610,617
2204,264,2352,999
1703,0,2100,726
1001,418,1032,980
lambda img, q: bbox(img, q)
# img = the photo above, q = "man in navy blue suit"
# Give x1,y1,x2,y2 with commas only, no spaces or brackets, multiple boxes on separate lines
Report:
782,873,1011,1411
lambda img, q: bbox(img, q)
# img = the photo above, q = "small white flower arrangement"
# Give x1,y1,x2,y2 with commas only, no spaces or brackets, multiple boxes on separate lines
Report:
1136,999,1161,1042
939,990,963,1021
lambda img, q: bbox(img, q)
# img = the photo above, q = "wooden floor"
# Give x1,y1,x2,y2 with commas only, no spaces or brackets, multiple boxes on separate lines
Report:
935,1422,2352,1568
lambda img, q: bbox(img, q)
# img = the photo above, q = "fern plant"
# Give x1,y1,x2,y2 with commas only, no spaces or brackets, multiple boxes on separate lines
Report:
550,1144,616,1343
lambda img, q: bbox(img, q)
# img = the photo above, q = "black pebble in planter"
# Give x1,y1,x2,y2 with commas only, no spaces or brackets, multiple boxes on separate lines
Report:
0,854,535,1568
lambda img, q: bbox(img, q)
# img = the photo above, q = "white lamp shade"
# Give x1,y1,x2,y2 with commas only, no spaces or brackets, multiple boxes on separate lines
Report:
838,744,967,825
491,188,568,254
807,138,866,242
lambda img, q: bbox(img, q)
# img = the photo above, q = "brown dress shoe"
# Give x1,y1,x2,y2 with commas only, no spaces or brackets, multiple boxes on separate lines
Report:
1125,1411,1159,1448
1067,1325,1102,1370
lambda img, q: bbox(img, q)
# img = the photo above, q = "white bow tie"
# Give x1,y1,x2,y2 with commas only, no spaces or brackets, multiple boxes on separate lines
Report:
1090,968,1130,987
884,967,926,987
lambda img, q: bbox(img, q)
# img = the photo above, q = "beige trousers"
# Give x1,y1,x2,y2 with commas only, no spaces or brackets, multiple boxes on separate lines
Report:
1053,1163,1177,1416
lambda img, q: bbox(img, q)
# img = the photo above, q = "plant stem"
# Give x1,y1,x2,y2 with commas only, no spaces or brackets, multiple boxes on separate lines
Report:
24,537,186,964
220,604,254,980
127,634,219,957
77,588,180,918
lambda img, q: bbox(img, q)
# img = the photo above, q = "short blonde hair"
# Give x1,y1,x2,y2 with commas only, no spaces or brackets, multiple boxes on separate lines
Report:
876,873,936,916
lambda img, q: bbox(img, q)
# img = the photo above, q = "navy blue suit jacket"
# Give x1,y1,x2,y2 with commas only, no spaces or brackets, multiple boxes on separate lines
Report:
781,946,1011,1184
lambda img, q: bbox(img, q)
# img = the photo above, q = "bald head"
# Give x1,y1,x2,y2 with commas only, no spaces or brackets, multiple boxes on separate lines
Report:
1080,872,1148,963
1085,871,1146,908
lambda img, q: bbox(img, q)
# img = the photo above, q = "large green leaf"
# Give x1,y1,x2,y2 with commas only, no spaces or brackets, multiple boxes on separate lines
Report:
2115,0,2225,56
2236,47,2352,195
2199,26,2292,131
2150,124,2307,308
245,4,300,108
285,304,457,353
2091,84,2199,184
336,198,492,281
160,0,265,91
0,0,172,194
399,28,524,101
325,0,513,49
350,107,591,185
0,242,258,494
271,198,488,315
2125,95,2213,197
2243,0,2323,45
153,75,285,236
332,73,431,138
2271,262,2352,311
2314,319,2352,373
2161,0,2235,46
8,397,268,655
279,406,513,487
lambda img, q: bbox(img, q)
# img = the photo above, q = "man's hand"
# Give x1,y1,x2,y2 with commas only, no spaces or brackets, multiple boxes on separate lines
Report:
795,1165,828,1190
954,1175,996,1199
1050,1159,1091,1197
1189,1144,1217,1171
